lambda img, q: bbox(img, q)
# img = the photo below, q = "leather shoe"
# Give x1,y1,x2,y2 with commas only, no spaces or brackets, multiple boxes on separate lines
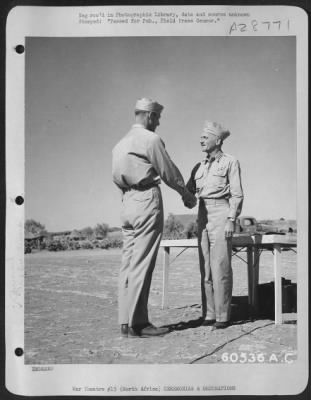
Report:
127,323,150,338
213,321,230,330
129,324,169,338
140,324,170,337
201,319,216,327
128,327,142,338
120,324,129,338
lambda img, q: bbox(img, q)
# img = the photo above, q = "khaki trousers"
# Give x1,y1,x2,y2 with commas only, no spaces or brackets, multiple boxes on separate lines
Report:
198,199,233,322
119,186,163,327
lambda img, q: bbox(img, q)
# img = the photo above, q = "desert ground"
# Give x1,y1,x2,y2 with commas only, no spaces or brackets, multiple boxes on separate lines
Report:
25,247,297,364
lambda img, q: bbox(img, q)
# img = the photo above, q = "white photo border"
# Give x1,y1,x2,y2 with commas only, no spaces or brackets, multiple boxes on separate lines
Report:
5,4,308,396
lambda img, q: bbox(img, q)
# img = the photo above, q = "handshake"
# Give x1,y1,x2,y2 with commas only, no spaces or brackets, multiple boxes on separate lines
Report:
182,188,197,209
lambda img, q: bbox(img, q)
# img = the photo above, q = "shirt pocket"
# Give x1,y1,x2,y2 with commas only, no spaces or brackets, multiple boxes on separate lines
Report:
194,167,205,191
211,165,229,187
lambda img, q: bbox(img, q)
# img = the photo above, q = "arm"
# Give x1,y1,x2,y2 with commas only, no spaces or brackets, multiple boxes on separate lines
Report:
147,135,197,207
186,163,201,195
147,134,187,195
228,159,244,220
225,159,244,238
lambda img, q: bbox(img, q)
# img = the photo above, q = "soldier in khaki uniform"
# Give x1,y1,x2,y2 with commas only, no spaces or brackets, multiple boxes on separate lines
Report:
186,121,243,329
112,98,196,338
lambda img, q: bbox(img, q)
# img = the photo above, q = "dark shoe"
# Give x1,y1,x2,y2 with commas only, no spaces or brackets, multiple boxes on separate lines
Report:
127,323,150,338
213,321,230,330
129,324,169,338
201,319,216,327
120,324,129,338
128,327,142,338
140,324,170,337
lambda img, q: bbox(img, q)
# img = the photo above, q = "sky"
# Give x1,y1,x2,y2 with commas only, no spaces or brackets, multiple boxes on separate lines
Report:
25,36,296,232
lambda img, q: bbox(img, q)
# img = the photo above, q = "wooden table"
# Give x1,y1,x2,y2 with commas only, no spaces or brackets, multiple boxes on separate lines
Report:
160,234,297,324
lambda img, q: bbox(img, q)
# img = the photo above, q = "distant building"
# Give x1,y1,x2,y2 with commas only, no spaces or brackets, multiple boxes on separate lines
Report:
69,230,85,241
49,230,71,241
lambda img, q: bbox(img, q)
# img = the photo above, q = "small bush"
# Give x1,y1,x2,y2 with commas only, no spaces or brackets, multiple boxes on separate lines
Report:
163,213,186,239
99,239,111,249
45,237,123,251
61,240,69,250
91,239,100,248
80,240,94,249
184,221,198,239
47,240,67,252
24,243,32,254
68,241,80,250
99,238,123,249
109,238,123,248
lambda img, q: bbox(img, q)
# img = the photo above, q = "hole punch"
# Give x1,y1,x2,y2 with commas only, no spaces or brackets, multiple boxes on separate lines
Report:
15,348,24,357
15,45,25,54
15,196,24,205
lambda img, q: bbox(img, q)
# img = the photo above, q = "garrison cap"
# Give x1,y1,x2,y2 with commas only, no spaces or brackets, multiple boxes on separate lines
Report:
135,98,164,115
203,120,231,140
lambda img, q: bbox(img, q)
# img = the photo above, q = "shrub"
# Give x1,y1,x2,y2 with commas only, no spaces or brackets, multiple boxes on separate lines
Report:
109,238,123,248
163,213,186,239
24,243,32,254
94,223,109,239
47,240,67,252
99,239,111,249
184,221,198,238
61,240,69,250
99,238,123,249
80,240,94,249
91,239,100,248
68,241,81,250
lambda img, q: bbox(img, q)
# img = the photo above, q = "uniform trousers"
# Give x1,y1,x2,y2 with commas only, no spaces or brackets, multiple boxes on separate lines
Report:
119,186,163,327
198,198,233,322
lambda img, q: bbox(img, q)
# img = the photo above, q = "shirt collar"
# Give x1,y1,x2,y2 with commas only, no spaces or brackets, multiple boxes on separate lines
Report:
203,150,223,164
132,123,145,129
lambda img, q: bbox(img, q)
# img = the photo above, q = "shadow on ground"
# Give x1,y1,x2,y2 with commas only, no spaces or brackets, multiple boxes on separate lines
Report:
162,296,252,333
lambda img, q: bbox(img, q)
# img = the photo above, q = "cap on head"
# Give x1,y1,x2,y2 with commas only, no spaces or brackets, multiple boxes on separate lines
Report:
135,98,164,115
203,120,231,140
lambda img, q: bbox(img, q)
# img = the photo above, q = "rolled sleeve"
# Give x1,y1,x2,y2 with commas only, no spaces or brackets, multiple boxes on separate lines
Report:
228,159,244,219
147,135,186,196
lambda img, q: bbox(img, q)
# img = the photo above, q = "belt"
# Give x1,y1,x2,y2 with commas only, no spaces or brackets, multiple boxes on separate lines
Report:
123,183,159,193
200,198,229,205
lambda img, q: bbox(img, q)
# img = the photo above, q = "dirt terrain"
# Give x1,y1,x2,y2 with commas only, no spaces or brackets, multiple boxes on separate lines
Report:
25,248,297,364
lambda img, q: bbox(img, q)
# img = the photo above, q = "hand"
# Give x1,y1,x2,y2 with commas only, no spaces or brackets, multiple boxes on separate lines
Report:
182,189,197,209
225,219,235,238
184,200,196,209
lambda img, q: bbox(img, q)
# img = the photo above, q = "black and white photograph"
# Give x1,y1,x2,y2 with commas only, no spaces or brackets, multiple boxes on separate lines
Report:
5,4,308,397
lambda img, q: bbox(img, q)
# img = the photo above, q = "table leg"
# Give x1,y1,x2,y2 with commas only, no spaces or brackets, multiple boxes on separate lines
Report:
253,246,260,316
247,246,254,318
161,246,170,309
274,244,282,324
